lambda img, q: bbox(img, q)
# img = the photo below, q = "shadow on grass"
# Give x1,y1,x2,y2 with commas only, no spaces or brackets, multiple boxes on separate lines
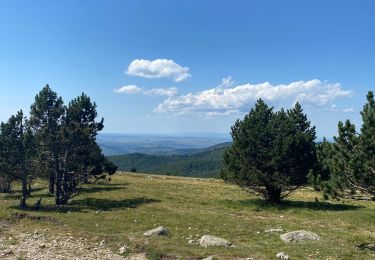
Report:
3,183,128,200
2,190,54,200
221,198,363,211
71,197,161,211
11,197,161,213
79,184,128,194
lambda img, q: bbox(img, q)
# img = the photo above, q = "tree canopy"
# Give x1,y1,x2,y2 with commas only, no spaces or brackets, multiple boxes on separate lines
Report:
221,100,317,203
315,91,375,200
0,85,118,207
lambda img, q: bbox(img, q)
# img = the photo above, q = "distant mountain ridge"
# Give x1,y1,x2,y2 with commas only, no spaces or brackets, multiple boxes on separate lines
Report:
97,133,230,156
108,142,231,178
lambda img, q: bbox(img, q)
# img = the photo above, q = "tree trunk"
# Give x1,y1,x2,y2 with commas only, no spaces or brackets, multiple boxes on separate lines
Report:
265,186,282,204
20,173,27,208
49,171,55,194
54,152,63,205
27,183,32,196
20,143,27,208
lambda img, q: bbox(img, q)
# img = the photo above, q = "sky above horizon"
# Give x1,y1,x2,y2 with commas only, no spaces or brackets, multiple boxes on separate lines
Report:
0,0,374,138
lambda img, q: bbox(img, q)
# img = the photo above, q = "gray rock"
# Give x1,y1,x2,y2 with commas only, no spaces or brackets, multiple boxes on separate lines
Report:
199,235,232,247
202,256,214,260
143,226,168,236
276,252,290,259
1,249,13,256
280,230,320,242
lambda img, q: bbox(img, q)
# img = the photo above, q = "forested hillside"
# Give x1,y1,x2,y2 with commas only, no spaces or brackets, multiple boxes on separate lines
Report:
108,142,230,177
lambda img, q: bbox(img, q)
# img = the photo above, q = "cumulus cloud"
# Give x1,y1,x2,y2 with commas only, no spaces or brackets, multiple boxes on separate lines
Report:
154,79,352,117
114,85,178,97
126,59,191,82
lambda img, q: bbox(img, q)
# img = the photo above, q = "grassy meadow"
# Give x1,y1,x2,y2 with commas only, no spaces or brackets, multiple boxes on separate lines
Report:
1,173,375,259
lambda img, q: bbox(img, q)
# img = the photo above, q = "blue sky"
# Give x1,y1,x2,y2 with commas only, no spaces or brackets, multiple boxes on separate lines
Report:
0,0,374,138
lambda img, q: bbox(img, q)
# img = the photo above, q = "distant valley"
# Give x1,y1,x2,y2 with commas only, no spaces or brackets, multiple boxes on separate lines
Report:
98,133,231,178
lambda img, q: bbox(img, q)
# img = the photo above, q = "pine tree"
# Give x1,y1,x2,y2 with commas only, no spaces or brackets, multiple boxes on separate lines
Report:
0,111,34,207
359,91,375,195
55,93,116,204
221,100,317,203
29,85,65,194
324,91,375,199
308,138,333,192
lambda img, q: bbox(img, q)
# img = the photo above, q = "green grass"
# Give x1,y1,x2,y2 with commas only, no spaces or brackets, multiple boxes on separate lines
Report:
1,173,375,259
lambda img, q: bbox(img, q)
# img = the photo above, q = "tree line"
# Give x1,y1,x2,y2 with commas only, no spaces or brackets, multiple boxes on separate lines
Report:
222,91,375,203
0,85,117,207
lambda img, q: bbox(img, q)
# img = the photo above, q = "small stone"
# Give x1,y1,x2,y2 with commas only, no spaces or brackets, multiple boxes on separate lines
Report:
280,230,320,242
1,249,13,256
199,235,232,247
143,226,168,236
202,256,214,260
39,244,46,248
99,240,105,247
119,244,128,254
276,252,290,259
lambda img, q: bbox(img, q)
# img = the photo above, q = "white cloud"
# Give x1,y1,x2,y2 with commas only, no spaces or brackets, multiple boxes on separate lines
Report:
113,85,142,94
144,87,178,97
319,104,355,113
126,59,191,82
114,85,178,97
154,79,352,117
217,76,235,88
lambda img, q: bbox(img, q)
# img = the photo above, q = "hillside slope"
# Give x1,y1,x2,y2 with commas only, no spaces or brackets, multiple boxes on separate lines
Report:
1,173,374,259
108,142,231,178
